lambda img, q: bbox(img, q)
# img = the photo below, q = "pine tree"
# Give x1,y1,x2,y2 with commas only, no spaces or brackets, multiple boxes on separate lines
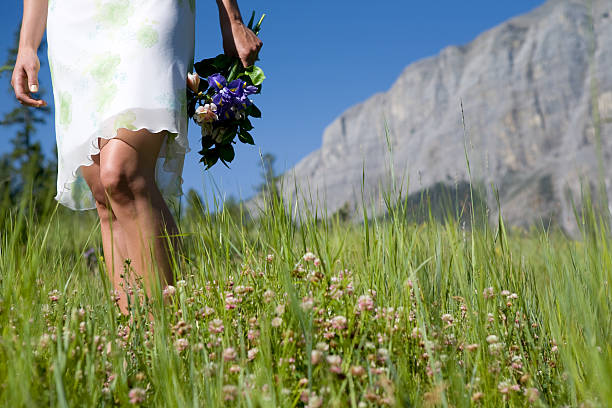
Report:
0,25,54,211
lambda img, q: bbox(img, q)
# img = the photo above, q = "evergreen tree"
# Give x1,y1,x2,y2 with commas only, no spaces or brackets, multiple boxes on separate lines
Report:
0,25,54,212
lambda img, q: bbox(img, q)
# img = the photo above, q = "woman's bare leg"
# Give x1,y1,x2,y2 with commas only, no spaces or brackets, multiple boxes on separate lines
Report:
98,128,181,305
80,152,131,313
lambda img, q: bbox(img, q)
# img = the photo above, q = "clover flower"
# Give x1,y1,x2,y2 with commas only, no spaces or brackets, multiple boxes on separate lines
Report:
128,387,146,405
222,385,238,401
357,295,374,312
162,285,176,299
486,335,499,344
303,251,317,262
247,347,258,361
223,347,237,362
441,313,454,325
209,319,224,334
175,338,189,353
331,316,347,330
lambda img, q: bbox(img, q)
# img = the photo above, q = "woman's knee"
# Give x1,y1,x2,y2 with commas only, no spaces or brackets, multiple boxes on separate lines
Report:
99,162,151,204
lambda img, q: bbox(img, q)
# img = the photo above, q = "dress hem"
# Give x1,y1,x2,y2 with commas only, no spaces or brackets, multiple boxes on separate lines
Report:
55,107,191,211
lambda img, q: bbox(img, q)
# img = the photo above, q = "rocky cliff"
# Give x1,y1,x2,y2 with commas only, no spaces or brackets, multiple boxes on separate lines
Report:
278,0,612,230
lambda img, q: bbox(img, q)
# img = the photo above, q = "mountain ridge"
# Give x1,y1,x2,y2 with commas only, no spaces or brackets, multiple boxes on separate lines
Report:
272,0,612,231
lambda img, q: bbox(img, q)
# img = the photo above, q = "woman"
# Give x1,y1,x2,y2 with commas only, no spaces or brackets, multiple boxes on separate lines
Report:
11,0,262,314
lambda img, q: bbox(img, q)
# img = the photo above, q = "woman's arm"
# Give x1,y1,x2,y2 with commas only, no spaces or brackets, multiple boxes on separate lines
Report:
11,0,48,108
216,0,263,68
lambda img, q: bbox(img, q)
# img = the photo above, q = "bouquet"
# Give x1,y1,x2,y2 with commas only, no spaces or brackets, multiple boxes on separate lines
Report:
186,12,266,169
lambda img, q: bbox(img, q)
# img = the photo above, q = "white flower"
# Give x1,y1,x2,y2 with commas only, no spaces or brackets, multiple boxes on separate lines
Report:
194,104,218,124
486,334,499,344
303,252,316,262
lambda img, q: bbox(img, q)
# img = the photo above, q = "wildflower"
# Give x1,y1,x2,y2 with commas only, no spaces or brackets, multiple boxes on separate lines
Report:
483,287,495,299
316,342,329,352
247,347,258,361
350,365,366,377
306,393,323,408
313,258,321,267
175,338,189,353
525,387,539,403
301,297,314,311
128,387,146,405
186,72,200,93
331,315,347,330
326,355,342,366
271,317,283,327
263,290,275,303
275,304,285,315
209,319,224,334
357,295,374,312
441,313,454,325
471,392,484,402
265,254,274,262
303,251,317,262
222,384,238,401
486,335,499,344
377,348,390,362
466,343,479,352
38,333,51,349
223,347,237,362
229,365,241,374
225,292,238,310
247,329,260,341
48,290,61,302
311,350,323,365
501,290,510,297
162,285,176,299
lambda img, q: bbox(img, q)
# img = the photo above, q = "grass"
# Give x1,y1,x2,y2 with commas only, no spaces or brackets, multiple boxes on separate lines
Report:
0,179,611,408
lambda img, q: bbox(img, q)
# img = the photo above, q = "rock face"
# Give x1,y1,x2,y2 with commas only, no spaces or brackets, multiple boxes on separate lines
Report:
280,0,612,231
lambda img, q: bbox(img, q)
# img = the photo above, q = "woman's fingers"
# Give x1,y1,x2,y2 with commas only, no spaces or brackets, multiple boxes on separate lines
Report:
11,58,47,108
233,23,263,68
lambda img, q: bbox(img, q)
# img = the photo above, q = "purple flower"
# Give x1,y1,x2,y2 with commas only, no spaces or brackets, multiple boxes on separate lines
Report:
208,74,227,90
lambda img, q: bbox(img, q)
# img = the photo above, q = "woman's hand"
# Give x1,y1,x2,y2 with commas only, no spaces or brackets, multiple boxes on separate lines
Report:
216,0,263,68
223,21,263,68
11,48,47,108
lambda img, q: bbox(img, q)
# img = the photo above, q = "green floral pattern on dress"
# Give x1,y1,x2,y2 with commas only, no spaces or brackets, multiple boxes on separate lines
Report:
59,92,72,126
94,0,134,28
137,24,159,48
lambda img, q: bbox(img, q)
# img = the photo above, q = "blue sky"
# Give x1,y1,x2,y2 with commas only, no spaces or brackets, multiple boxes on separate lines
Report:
0,0,545,204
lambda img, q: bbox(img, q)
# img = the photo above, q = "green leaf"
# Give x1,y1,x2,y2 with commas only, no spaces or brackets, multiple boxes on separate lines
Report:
248,104,262,118
218,144,235,162
240,118,254,131
243,66,266,86
247,11,256,30
254,14,266,36
201,150,219,169
238,130,255,145
194,54,236,78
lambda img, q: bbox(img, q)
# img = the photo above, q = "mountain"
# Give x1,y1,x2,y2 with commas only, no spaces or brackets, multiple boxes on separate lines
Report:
274,0,612,231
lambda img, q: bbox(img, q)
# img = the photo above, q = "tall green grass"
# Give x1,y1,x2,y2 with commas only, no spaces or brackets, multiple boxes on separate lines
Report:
0,172,610,407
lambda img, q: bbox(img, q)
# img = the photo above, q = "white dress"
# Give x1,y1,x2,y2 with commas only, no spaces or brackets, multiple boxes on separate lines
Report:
46,0,196,210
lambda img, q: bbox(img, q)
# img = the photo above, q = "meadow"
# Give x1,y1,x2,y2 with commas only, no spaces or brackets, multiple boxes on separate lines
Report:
0,185,611,408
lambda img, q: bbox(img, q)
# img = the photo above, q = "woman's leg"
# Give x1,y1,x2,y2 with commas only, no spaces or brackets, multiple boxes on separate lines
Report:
80,151,131,313
98,128,181,305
